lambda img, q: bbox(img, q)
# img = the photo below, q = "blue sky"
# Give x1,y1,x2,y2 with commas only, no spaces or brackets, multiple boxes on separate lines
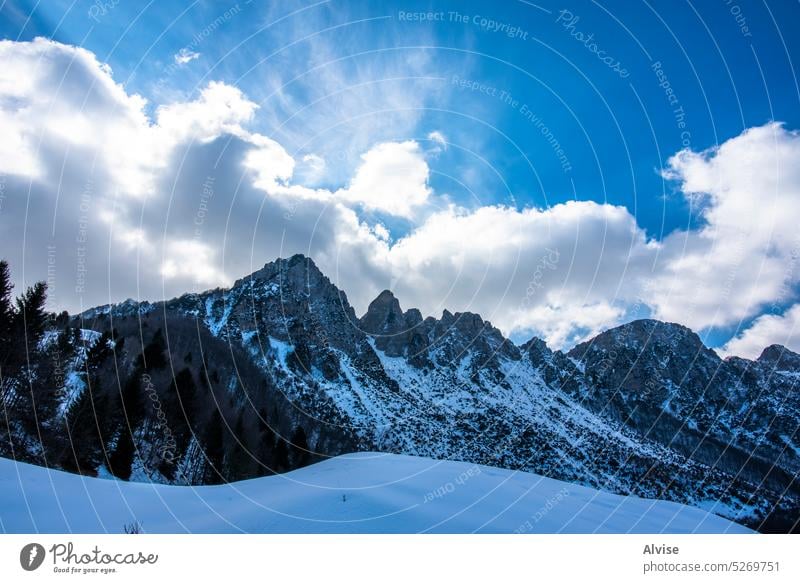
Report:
1,0,799,356
5,0,799,233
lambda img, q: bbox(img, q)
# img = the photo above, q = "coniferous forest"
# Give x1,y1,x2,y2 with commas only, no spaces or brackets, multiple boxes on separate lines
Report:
0,259,319,484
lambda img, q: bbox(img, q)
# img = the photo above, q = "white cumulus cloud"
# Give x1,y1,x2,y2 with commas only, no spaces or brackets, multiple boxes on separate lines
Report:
1,38,799,359
719,305,800,359
650,123,800,332
336,141,432,218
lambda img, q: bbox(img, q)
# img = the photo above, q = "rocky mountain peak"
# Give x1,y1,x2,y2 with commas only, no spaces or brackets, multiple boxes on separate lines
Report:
247,254,325,288
564,317,733,430
404,308,423,326
440,309,455,325
521,336,552,365
568,318,707,361
361,290,404,334
427,310,520,365
359,290,429,363
758,344,800,371
243,255,356,324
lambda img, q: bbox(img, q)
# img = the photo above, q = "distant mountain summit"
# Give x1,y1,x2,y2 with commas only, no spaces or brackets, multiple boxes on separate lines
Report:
758,344,800,371
2,254,799,532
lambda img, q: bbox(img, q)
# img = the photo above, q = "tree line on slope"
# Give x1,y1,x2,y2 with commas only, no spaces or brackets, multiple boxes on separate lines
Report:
0,259,313,483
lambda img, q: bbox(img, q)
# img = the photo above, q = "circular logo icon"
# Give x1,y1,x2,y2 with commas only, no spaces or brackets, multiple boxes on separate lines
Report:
19,543,46,571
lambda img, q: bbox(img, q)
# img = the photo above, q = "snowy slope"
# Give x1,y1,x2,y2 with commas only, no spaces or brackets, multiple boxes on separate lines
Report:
0,453,751,534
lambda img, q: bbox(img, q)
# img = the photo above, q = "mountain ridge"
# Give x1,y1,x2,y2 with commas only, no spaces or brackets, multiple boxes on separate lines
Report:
81,254,800,366
2,253,799,532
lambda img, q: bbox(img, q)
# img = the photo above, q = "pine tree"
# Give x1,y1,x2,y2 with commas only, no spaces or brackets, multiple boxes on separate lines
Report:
0,260,14,366
256,437,275,476
255,412,275,476
202,409,225,484
55,327,74,358
13,281,48,365
61,380,105,474
157,368,196,467
85,331,113,372
173,368,199,431
136,328,167,371
28,339,66,431
225,413,261,481
273,436,289,472
54,310,69,326
121,371,145,424
108,426,135,480
111,334,125,359
290,425,311,468
113,370,145,479
70,326,81,347
7,281,56,447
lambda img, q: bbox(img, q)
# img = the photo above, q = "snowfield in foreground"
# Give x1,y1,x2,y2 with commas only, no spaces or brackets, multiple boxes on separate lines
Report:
0,453,751,534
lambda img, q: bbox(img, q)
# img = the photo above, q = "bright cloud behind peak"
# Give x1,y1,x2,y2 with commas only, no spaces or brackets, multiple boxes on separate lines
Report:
336,140,433,218
0,37,799,357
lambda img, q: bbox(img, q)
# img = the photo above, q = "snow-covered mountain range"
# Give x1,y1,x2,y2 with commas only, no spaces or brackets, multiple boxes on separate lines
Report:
1,254,798,532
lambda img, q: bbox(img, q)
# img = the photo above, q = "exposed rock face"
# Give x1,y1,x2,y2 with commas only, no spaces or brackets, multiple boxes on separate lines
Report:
566,320,800,505
758,344,800,371
360,290,429,366
3,254,799,532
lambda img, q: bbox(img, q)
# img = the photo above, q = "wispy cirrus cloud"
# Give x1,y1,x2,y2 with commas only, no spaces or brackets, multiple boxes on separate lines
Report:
174,48,200,65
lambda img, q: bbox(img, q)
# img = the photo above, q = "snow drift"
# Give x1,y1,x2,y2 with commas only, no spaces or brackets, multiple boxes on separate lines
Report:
0,452,751,534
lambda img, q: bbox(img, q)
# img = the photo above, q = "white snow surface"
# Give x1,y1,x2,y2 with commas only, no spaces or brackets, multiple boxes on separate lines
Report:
0,452,751,534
